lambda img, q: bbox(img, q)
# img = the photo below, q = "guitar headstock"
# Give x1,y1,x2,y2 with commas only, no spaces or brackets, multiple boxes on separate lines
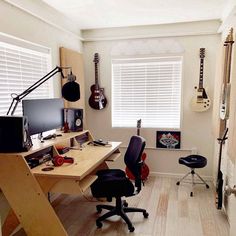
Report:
225,28,234,44
93,53,99,64
137,119,141,129
199,48,205,58
137,119,142,136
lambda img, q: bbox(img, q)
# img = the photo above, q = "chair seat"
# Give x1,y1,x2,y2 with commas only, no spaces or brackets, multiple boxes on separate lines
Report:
96,169,126,178
179,155,207,169
91,170,134,198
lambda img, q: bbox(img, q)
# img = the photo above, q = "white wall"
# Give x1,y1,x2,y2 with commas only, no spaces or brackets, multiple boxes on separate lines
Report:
83,21,221,178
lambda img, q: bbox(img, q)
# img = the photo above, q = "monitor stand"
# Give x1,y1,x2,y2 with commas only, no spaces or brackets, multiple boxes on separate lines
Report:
38,133,44,143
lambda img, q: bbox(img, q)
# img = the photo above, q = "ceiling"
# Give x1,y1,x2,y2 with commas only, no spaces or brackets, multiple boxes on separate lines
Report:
41,0,227,30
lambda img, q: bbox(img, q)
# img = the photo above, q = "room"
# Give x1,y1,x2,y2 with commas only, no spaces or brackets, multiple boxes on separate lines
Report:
0,0,235,235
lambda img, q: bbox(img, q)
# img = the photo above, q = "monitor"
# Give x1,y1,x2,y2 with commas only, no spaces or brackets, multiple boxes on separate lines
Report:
22,98,64,135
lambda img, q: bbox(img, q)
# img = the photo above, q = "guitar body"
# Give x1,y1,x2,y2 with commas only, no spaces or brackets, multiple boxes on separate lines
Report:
216,170,223,209
215,128,228,210
89,85,107,110
191,48,211,112
125,153,149,181
89,53,107,110
191,88,211,112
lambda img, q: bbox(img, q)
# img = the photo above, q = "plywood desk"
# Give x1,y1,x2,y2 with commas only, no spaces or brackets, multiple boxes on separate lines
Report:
0,130,121,236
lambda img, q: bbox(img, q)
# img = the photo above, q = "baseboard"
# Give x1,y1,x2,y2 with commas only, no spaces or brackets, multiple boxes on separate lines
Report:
149,171,213,182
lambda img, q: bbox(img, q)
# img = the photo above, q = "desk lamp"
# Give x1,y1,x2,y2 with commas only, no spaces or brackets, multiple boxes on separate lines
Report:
6,66,80,116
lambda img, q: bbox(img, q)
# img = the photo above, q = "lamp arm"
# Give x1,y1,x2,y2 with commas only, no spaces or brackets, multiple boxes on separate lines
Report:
7,66,64,116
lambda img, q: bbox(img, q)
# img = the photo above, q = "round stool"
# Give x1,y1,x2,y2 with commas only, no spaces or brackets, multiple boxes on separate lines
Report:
176,155,209,196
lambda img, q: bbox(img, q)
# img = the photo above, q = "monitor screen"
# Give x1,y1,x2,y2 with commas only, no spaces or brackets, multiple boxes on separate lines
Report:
22,98,64,135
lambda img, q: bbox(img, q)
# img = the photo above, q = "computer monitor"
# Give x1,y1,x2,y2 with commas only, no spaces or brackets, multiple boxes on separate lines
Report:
22,98,64,135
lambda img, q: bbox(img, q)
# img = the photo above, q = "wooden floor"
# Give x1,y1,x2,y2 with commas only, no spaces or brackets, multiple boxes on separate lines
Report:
14,176,229,236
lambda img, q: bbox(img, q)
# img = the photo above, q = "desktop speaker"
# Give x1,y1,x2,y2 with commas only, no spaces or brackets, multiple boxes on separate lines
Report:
0,116,33,152
64,108,83,132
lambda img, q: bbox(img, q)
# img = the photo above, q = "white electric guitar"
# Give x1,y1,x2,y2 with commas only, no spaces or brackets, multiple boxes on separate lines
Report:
220,28,234,120
191,48,211,112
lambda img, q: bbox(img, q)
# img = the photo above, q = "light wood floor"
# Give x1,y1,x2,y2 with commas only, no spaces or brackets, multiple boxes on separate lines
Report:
14,176,229,236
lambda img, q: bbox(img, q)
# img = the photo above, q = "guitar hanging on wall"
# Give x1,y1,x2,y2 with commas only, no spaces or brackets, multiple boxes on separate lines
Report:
191,48,211,112
220,28,234,120
89,53,107,110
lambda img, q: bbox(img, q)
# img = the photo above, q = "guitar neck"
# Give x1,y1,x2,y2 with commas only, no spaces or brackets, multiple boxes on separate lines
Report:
94,63,99,89
198,58,204,89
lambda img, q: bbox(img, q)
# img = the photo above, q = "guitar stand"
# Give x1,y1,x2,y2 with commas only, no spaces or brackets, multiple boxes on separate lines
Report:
176,168,209,197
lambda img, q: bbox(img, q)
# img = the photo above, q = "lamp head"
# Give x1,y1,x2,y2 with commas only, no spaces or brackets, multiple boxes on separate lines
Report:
62,70,80,102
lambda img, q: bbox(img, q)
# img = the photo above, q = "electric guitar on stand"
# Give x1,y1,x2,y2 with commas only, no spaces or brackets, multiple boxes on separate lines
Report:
191,48,211,112
89,53,107,110
125,119,149,182
215,128,228,209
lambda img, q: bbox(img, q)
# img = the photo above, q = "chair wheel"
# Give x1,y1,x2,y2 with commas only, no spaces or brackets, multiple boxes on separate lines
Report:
128,226,135,232
190,192,193,197
123,201,128,207
96,220,103,228
143,211,149,218
206,184,209,189
96,206,102,213
176,181,180,185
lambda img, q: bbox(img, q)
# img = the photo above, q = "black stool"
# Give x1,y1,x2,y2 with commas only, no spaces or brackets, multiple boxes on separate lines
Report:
176,155,209,196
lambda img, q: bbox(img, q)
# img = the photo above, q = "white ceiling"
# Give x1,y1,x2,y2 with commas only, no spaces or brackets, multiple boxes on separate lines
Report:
41,0,227,30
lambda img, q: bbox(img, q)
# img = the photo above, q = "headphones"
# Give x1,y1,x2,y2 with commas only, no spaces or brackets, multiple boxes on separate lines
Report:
52,155,74,167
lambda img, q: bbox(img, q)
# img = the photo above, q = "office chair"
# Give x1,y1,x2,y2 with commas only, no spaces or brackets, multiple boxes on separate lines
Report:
176,155,209,196
90,135,149,232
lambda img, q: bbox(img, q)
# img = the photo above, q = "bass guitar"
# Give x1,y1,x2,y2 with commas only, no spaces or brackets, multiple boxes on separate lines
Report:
89,53,107,110
220,28,234,120
125,119,149,182
215,128,228,210
191,48,211,112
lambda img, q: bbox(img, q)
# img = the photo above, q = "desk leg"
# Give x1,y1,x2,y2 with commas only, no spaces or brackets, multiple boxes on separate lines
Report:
0,155,67,236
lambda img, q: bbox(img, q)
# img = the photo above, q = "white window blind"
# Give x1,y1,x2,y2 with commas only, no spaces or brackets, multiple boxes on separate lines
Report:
0,40,51,115
112,56,182,128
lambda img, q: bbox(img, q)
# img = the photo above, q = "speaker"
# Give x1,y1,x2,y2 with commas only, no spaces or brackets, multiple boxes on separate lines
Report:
64,108,83,132
0,116,33,152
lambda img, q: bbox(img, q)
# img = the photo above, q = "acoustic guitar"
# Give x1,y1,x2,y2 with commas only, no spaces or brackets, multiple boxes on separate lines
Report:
89,53,107,110
125,119,149,182
215,128,228,210
191,48,211,112
220,28,234,120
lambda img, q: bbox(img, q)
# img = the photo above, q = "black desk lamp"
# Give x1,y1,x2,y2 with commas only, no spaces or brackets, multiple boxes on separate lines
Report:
6,66,80,116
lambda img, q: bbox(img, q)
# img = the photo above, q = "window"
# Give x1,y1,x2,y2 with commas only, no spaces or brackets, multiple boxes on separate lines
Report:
0,35,51,115
112,56,182,128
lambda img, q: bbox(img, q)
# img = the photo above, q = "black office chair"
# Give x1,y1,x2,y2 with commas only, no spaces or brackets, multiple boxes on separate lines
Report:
90,135,149,232
176,155,209,196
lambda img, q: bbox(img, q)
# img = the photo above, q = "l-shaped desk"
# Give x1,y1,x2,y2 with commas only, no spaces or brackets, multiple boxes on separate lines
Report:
0,130,121,236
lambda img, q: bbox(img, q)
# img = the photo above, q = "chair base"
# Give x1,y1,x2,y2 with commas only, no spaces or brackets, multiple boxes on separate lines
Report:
96,197,149,232
176,168,209,197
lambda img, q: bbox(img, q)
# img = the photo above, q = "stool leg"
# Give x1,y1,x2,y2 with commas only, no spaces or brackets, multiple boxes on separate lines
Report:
190,170,194,197
176,171,191,185
195,172,210,188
